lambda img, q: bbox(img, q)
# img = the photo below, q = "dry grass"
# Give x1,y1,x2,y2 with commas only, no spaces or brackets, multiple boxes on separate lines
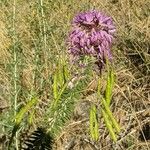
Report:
0,0,149,149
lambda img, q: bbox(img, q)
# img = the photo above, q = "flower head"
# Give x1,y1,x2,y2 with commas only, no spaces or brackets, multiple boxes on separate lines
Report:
67,10,116,70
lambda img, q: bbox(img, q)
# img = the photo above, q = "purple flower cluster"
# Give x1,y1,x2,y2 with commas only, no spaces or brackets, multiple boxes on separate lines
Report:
67,10,116,70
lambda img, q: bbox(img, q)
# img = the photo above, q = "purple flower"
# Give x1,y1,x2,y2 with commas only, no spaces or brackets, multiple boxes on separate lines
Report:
67,10,116,70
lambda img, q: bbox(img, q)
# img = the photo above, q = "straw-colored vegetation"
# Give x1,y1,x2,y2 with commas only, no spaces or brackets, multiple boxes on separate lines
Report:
0,0,149,149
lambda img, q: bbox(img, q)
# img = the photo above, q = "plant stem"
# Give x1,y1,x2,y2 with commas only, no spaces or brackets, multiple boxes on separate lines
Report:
12,0,19,149
39,0,47,51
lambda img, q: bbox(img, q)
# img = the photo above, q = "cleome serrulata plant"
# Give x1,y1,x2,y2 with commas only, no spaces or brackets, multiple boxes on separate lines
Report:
68,10,120,141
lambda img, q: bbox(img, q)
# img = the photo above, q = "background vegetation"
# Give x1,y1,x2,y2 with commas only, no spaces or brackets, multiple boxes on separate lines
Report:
0,0,149,149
